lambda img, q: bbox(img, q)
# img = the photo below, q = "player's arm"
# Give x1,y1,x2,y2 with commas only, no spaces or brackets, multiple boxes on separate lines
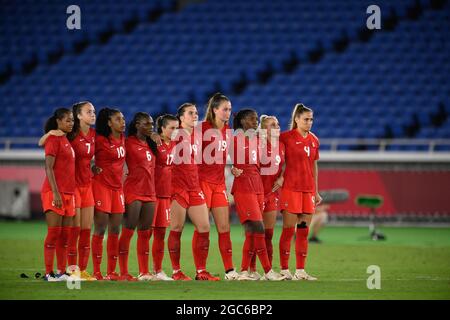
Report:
45,155,62,208
313,160,322,205
150,132,162,146
272,162,285,192
38,130,64,147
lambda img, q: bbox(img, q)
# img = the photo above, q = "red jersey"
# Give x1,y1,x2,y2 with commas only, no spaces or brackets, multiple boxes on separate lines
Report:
70,128,95,187
171,128,202,192
93,133,126,190
123,136,156,197
155,140,176,198
260,140,285,195
279,130,319,192
231,133,264,195
42,135,76,194
197,121,230,184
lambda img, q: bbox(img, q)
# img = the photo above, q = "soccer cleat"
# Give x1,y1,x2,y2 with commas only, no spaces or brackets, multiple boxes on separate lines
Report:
152,271,174,281
249,271,263,281
263,270,287,281
118,273,138,281
55,272,70,281
293,269,317,281
224,269,240,281
92,271,105,281
195,270,220,281
43,272,58,282
172,270,192,281
137,273,154,281
104,272,120,281
237,271,258,281
280,269,294,280
79,270,97,281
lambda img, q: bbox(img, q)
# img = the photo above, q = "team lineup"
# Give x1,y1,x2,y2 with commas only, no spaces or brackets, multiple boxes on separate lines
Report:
39,92,322,282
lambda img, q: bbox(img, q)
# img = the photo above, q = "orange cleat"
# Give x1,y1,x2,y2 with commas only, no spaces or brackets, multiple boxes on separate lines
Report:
172,270,192,281
118,273,138,282
195,270,220,281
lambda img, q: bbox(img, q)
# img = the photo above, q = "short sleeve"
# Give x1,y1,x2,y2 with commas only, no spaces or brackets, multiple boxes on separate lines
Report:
44,136,59,157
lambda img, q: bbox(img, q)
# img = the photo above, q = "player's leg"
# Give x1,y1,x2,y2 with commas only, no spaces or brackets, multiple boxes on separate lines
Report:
134,201,155,280
262,210,277,265
92,210,109,279
168,199,188,279
293,212,317,280
118,201,141,279
105,213,122,279
67,208,80,269
78,206,94,279
279,210,297,279
56,214,73,276
152,198,171,280
44,211,63,279
211,205,236,277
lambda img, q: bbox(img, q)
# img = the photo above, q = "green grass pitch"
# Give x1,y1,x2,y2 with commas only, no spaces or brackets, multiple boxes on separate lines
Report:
0,221,449,300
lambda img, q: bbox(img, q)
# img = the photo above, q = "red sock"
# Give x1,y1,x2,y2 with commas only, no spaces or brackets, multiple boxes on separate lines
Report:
265,228,274,265
241,231,254,272
56,226,70,273
67,226,80,267
250,249,257,272
137,229,152,274
152,227,166,273
279,227,295,270
168,230,182,271
91,234,104,274
253,233,271,273
107,233,119,274
78,229,91,271
44,226,61,274
119,228,134,275
295,226,309,269
218,231,234,271
192,230,209,272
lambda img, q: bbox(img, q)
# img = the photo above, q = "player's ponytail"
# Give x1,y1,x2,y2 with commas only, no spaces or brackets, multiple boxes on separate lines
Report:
44,108,71,133
290,103,313,130
67,101,90,141
204,92,229,127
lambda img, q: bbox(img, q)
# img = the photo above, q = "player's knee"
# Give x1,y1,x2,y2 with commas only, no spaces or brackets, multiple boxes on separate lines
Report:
297,221,308,229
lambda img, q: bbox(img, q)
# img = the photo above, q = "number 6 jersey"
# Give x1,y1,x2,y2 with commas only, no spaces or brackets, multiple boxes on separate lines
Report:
279,130,320,193
93,133,126,190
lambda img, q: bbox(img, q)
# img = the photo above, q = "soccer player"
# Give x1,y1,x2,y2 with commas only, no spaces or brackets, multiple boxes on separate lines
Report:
41,108,75,281
168,103,220,281
118,112,158,281
151,114,179,281
38,101,97,281
273,103,322,280
91,108,126,281
247,115,285,279
231,109,286,281
198,93,239,280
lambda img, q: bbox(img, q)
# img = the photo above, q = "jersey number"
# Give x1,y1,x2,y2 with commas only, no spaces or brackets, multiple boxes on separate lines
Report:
166,154,174,165
218,140,227,152
85,143,91,154
146,151,152,161
304,146,310,157
116,146,125,158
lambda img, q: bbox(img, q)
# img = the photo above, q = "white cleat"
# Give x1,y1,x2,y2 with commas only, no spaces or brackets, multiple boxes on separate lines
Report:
293,269,317,281
280,269,294,280
138,273,154,281
224,269,240,280
249,271,263,281
152,271,174,281
237,271,258,281
263,270,287,281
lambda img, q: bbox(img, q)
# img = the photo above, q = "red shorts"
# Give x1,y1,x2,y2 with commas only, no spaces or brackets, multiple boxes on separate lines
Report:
92,179,125,214
171,187,206,209
200,180,229,209
41,191,76,217
153,197,171,228
233,192,264,224
263,192,280,213
280,188,315,214
75,184,95,209
124,192,156,205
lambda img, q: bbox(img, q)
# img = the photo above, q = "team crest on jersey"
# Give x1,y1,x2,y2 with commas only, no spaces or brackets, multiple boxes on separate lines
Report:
96,200,102,207
312,142,316,147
